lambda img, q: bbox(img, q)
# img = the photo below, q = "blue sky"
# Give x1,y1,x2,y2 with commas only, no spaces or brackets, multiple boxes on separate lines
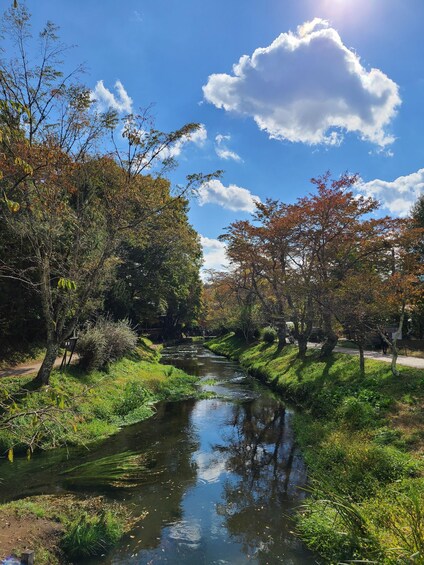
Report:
27,0,424,270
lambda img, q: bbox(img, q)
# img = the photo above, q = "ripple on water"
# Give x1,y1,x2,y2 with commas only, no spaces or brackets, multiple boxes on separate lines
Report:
168,520,202,547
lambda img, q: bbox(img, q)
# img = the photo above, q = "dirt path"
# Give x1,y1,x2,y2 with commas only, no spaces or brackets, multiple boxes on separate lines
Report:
0,355,78,379
0,511,62,562
308,342,424,369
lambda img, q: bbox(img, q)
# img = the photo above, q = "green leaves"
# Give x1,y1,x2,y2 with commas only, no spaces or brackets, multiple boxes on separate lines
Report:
14,156,33,176
3,191,20,213
58,277,77,291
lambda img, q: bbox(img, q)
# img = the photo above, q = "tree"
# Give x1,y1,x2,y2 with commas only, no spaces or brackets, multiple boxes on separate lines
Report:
335,218,423,377
0,6,217,384
334,272,382,375
106,180,203,338
294,172,394,358
222,205,291,349
202,270,242,335
410,195,424,338
375,224,424,376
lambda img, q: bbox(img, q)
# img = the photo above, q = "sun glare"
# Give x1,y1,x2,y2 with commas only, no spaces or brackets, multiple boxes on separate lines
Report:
318,0,374,26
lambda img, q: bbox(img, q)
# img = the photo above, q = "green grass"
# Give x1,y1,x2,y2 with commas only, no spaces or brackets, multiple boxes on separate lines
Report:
0,339,199,454
0,494,131,564
207,333,424,563
61,509,124,558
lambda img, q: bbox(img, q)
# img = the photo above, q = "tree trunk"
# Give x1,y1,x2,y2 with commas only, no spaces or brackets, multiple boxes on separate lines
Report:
297,335,308,359
320,307,337,358
391,344,399,377
277,324,286,351
391,306,405,377
33,339,59,386
358,344,365,376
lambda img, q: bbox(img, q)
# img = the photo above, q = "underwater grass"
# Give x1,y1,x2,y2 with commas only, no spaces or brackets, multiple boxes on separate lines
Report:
61,451,160,489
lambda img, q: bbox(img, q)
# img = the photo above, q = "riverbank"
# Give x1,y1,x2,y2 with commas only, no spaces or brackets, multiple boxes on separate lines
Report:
206,334,424,563
0,338,200,454
0,338,200,563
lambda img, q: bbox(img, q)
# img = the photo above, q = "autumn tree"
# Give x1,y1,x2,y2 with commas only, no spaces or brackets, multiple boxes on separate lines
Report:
292,173,395,357
410,195,424,338
222,205,291,349
334,271,383,375
202,270,243,335
374,223,424,375
0,6,216,384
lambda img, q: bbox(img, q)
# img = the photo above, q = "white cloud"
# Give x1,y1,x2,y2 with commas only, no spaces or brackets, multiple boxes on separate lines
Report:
215,134,243,162
91,80,133,113
203,18,400,146
200,236,229,272
194,451,228,483
133,10,143,22
163,124,207,159
358,169,424,216
198,179,260,212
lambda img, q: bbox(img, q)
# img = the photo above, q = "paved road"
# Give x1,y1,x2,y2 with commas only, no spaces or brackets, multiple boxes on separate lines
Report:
308,342,424,369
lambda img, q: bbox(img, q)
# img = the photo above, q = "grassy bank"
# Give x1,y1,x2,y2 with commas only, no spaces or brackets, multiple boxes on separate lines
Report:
206,334,424,564
0,338,199,454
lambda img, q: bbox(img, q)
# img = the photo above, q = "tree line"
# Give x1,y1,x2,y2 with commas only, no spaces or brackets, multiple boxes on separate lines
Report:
0,6,216,384
204,173,424,376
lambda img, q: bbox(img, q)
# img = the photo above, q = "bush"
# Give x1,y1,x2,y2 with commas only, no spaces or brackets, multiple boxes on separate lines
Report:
75,325,108,372
62,510,123,558
116,381,151,416
102,319,138,362
76,318,137,371
261,326,277,344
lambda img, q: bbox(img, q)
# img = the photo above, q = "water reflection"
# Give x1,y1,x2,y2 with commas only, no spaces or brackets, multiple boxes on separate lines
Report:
215,398,309,564
0,344,315,564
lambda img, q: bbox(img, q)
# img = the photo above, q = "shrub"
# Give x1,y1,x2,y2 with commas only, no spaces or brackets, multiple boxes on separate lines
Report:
363,479,424,561
76,319,137,371
297,499,373,562
261,326,277,344
310,433,418,500
75,325,107,372
62,510,123,558
101,319,138,363
116,381,151,416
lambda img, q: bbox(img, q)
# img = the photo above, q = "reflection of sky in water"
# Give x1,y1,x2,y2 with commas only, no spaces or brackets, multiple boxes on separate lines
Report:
194,451,228,484
82,344,315,564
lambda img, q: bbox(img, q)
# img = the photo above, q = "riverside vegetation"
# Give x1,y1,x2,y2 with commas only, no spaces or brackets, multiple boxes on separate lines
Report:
207,333,424,564
0,337,201,563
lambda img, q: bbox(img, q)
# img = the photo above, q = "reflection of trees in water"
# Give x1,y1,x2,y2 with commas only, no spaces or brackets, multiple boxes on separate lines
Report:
216,398,309,563
114,399,200,555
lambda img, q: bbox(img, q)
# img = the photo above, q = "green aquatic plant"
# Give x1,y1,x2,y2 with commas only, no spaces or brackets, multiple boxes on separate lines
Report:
61,451,160,489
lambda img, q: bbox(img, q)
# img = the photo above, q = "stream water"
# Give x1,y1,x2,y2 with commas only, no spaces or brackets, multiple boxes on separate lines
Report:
0,343,316,564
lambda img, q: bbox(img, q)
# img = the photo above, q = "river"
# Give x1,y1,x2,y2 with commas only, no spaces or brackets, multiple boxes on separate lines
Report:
0,343,316,564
